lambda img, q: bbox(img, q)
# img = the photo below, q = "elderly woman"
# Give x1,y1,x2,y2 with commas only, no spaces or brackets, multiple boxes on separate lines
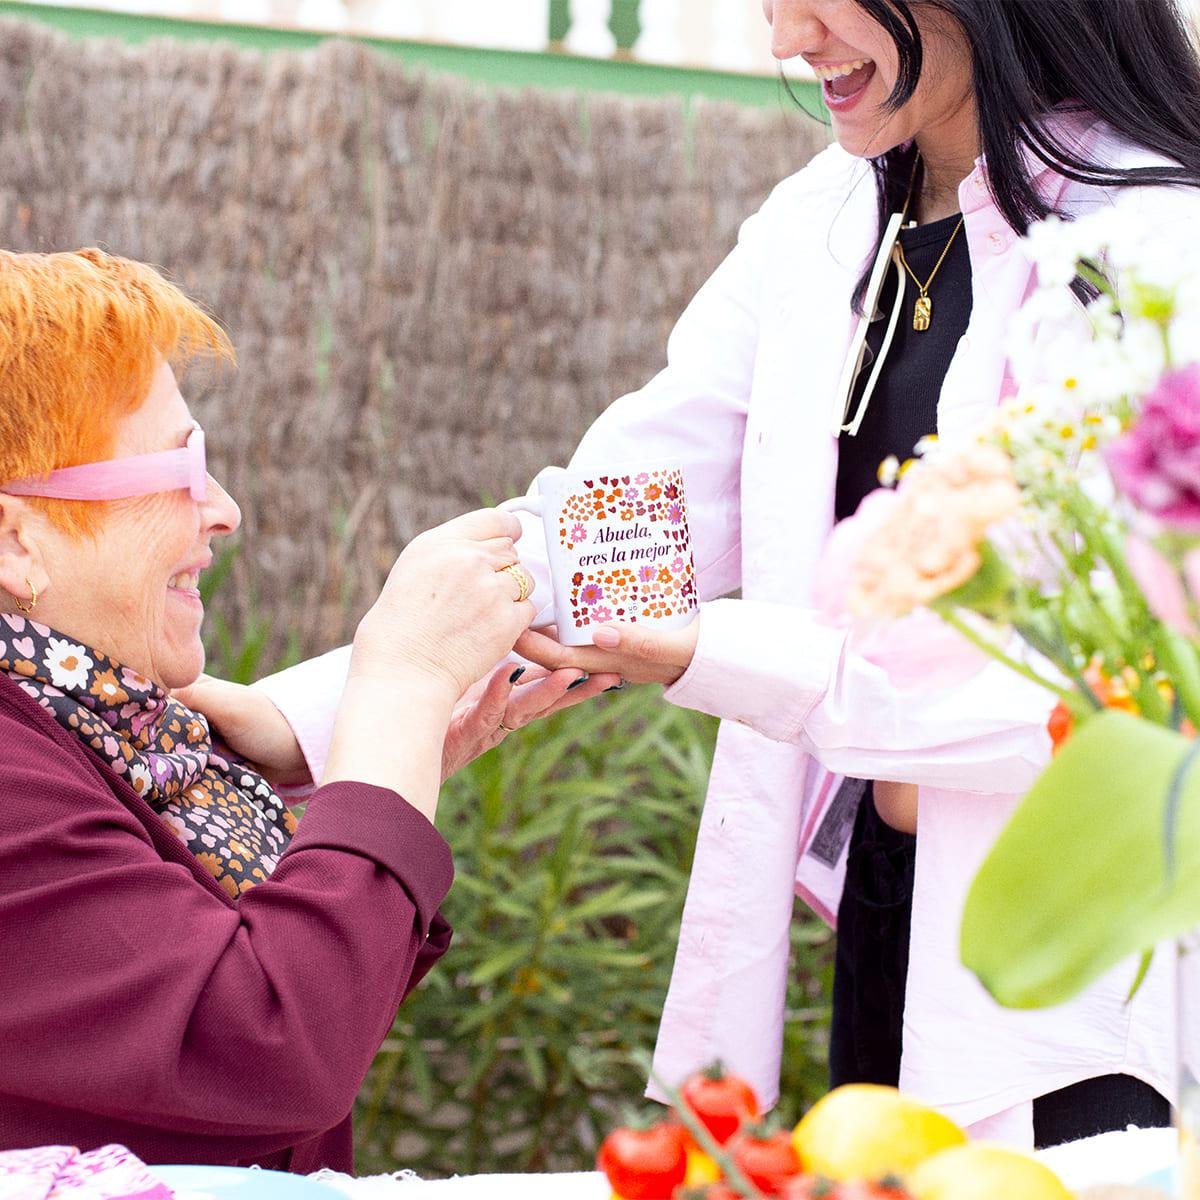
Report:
0,248,613,1171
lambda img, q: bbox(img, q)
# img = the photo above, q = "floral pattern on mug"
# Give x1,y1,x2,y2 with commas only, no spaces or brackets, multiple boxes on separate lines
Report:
554,468,697,632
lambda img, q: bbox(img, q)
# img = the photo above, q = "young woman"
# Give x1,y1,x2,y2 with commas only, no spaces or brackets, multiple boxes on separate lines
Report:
507,0,1200,1146
211,0,1200,1148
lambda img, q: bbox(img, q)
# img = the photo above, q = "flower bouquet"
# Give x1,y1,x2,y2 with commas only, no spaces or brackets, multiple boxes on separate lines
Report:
823,206,1200,1191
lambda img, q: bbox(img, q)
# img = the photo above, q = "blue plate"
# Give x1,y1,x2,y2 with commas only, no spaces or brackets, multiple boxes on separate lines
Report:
151,1165,345,1199
1139,1164,1175,1193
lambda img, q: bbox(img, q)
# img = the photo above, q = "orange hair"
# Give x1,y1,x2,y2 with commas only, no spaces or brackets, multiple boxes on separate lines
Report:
0,248,234,536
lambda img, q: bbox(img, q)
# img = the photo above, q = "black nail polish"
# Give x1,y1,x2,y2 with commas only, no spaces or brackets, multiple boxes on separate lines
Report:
508,666,527,684
567,674,590,691
604,682,626,693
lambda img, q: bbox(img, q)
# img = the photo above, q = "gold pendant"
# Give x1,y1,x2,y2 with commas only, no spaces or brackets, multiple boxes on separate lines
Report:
913,295,932,332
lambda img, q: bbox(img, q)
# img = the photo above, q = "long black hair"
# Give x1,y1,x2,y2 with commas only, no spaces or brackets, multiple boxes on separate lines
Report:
839,0,1200,311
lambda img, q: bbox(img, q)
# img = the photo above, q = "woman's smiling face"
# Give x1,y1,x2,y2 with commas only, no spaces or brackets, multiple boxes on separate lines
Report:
27,362,241,689
762,0,976,163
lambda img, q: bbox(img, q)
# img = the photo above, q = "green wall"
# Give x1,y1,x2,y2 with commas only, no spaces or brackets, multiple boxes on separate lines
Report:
0,1,823,110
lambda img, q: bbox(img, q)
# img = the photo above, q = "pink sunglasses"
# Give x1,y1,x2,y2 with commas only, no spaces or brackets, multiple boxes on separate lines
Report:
2,423,208,503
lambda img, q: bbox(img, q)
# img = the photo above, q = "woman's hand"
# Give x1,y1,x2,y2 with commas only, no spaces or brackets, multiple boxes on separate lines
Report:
514,618,701,688
442,661,621,781
173,675,311,789
352,509,537,701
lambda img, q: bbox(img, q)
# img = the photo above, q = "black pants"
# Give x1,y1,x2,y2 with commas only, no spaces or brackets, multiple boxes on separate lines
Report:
828,784,1171,1148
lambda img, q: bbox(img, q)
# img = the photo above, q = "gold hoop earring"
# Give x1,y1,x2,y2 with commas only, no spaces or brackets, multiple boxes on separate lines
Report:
14,578,37,617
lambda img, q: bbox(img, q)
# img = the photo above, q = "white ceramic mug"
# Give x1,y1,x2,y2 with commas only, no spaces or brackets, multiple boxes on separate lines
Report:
501,463,699,646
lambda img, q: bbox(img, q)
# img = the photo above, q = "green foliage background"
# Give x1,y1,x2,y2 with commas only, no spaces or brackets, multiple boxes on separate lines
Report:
202,578,832,1179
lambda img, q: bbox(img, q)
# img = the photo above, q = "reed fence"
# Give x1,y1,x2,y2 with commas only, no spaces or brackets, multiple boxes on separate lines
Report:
0,18,828,662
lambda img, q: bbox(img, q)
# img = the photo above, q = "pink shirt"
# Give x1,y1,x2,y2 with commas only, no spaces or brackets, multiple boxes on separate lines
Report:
259,113,1196,1145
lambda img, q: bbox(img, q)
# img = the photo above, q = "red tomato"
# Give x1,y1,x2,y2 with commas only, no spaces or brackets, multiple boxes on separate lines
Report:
678,1065,761,1145
728,1127,803,1195
598,1123,688,1200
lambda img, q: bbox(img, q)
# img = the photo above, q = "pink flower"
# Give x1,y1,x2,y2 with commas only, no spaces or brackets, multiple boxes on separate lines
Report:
813,488,899,623
815,488,991,688
1107,365,1200,531
1126,534,1197,636
667,502,684,525
856,610,991,691
638,565,656,583
571,523,588,543
591,605,613,622
580,583,604,606
849,445,1021,618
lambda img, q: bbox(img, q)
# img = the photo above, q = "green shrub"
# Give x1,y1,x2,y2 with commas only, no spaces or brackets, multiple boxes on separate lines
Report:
353,686,833,1178
200,558,832,1177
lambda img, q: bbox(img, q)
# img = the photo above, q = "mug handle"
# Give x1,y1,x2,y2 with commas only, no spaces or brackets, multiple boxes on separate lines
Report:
498,466,566,518
498,494,544,517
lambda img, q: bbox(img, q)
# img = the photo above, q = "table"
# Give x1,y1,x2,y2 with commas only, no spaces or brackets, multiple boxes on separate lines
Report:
313,1127,1180,1197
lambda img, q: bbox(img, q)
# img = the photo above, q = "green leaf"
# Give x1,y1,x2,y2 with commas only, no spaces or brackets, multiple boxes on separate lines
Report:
962,710,1200,1007
470,943,532,985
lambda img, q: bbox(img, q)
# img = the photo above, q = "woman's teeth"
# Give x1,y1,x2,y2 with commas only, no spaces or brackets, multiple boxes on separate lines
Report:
813,59,872,82
168,572,199,591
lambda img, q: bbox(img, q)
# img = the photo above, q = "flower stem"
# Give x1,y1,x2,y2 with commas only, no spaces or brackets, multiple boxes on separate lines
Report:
934,607,1079,705
1153,627,1200,730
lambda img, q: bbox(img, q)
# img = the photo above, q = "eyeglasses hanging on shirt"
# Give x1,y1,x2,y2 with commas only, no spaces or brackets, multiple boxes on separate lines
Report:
830,155,966,437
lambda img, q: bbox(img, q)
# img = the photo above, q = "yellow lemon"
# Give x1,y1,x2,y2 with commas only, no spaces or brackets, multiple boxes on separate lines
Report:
791,1084,967,1181
907,1143,1072,1199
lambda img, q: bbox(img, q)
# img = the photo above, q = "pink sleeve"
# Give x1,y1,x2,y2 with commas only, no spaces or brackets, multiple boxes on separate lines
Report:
253,645,352,791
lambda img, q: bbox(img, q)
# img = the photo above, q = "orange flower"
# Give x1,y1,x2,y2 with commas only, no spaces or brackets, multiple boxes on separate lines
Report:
196,851,221,876
1083,662,1140,714
1047,701,1074,753
88,668,129,706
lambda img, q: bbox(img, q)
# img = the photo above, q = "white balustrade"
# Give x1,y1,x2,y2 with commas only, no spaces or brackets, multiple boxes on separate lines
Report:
216,0,273,20
293,0,348,29
708,0,760,73
564,0,616,58
347,0,429,39
430,0,551,51
19,0,799,77
634,0,684,64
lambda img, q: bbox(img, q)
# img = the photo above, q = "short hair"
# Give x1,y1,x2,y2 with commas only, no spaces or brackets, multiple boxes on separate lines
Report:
0,248,234,536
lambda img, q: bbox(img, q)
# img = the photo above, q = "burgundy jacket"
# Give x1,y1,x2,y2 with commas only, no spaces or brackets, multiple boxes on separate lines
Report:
0,671,453,1174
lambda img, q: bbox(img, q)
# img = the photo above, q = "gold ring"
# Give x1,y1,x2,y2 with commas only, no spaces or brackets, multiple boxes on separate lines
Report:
498,562,535,603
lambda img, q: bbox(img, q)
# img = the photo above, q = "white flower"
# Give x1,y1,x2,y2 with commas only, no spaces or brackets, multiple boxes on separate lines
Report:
127,763,153,796
1169,308,1200,368
1025,215,1084,289
43,638,93,691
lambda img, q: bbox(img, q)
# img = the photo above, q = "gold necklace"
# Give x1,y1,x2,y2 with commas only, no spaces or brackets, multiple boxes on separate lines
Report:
894,214,965,332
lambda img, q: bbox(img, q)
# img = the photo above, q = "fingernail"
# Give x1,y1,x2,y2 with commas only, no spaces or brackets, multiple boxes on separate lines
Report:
567,674,590,691
604,681,626,693
508,666,527,684
592,627,621,650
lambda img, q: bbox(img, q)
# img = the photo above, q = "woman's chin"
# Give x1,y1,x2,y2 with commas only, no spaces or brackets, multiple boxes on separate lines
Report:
158,645,206,693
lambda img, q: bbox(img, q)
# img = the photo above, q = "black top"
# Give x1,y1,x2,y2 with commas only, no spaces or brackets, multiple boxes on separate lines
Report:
828,212,973,1090
834,212,973,521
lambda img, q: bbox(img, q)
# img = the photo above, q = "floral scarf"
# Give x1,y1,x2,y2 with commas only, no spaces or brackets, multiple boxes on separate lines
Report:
1,612,296,898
